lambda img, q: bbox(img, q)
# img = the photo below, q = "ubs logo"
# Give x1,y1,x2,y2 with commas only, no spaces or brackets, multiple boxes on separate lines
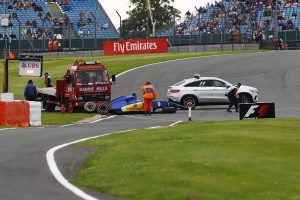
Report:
21,62,27,68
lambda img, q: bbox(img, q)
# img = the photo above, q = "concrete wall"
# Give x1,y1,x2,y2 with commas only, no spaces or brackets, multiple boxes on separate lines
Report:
22,43,260,57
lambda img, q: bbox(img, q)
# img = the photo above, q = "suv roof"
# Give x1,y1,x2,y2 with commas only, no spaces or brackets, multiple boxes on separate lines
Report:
173,76,228,86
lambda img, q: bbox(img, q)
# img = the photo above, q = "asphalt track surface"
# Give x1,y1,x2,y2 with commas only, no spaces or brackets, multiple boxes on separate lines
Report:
1,51,300,200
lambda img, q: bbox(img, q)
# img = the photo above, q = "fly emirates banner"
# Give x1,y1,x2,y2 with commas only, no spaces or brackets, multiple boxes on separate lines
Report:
104,38,168,55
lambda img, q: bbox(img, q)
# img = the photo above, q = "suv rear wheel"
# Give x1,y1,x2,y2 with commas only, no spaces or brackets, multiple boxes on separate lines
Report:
181,95,198,109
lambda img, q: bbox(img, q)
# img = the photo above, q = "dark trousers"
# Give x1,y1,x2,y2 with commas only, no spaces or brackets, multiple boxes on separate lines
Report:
26,96,36,101
228,96,239,111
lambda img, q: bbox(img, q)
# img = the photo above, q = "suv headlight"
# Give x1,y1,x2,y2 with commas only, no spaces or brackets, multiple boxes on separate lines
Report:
249,89,258,94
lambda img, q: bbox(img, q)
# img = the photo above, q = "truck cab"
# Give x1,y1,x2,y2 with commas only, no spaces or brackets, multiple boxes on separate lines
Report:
38,60,114,113
64,60,112,107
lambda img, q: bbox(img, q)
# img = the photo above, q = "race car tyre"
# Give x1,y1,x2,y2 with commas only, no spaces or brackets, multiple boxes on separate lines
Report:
181,95,198,109
97,103,110,115
84,102,97,113
162,107,177,113
239,94,252,103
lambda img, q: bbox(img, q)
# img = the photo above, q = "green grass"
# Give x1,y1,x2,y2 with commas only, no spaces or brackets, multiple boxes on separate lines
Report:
73,118,300,200
41,112,97,125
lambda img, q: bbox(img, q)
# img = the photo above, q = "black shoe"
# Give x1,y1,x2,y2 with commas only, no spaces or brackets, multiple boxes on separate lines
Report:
143,112,147,115
227,109,232,112
236,110,239,113
148,112,151,115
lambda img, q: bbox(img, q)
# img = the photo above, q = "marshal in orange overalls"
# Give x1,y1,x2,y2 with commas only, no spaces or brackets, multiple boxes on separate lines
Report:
140,81,156,115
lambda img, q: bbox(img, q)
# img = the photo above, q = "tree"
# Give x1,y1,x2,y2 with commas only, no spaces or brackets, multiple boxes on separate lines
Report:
120,0,180,39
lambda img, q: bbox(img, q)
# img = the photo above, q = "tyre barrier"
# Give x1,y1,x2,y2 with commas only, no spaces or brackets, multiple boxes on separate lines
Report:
97,103,111,115
84,102,97,113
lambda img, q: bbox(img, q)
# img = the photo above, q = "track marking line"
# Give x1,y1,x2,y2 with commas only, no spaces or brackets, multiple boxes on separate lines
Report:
59,116,116,127
122,115,178,122
60,124,75,128
0,128,16,131
47,127,137,200
89,115,116,124
169,121,183,127
115,51,268,79
146,126,162,129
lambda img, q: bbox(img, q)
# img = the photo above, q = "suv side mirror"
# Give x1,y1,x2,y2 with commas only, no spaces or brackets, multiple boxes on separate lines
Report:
226,85,231,89
111,74,116,84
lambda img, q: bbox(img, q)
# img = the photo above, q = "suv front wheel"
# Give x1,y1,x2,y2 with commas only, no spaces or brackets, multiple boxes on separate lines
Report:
181,95,198,109
239,94,252,103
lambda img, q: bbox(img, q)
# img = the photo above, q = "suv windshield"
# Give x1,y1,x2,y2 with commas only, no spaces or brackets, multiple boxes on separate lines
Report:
172,80,186,86
76,70,108,85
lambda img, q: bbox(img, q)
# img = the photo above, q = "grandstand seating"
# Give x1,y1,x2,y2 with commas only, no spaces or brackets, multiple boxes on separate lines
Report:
0,0,118,39
158,0,300,40
58,0,118,39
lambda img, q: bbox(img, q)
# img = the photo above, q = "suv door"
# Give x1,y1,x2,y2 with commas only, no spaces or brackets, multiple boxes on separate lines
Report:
184,80,213,103
210,80,230,103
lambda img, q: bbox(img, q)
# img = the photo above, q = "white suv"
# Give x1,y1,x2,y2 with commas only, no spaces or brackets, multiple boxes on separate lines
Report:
167,74,259,109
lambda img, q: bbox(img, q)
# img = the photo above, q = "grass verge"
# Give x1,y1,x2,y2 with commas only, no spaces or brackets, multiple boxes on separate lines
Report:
41,112,97,125
73,118,300,200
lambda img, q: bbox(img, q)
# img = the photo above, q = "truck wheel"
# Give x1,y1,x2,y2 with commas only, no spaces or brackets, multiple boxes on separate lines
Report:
43,96,55,111
84,102,97,113
97,103,110,115
162,107,177,113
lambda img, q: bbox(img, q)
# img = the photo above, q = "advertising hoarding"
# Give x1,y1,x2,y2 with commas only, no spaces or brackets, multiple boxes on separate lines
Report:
19,59,43,77
104,38,168,55
239,103,275,120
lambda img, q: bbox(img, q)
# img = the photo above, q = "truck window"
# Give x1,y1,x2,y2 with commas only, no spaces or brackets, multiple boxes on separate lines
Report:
76,70,108,85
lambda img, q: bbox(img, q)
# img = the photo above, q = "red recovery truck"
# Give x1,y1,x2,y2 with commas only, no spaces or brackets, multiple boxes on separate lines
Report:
37,60,114,114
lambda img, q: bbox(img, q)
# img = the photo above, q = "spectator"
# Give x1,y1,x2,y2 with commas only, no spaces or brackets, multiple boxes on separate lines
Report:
44,72,53,87
24,79,37,101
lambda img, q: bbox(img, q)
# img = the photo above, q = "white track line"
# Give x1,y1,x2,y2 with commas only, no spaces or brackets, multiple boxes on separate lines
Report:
89,115,116,124
169,121,183,127
0,128,16,131
46,129,136,200
146,126,162,129
60,124,76,128
115,54,237,78
122,115,178,122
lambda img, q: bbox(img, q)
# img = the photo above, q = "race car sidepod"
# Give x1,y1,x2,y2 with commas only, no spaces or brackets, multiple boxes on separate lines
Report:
110,94,186,114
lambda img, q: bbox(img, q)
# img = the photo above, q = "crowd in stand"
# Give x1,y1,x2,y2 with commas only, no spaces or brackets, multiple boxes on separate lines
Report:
172,0,299,42
0,0,109,40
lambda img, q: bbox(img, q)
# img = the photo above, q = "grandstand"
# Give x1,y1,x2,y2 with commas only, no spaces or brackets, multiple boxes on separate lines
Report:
159,0,300,41
0,0,119,40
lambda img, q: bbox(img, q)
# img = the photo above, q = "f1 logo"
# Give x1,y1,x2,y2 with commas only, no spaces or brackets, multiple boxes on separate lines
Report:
239,103,275,120
244,105,259,118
